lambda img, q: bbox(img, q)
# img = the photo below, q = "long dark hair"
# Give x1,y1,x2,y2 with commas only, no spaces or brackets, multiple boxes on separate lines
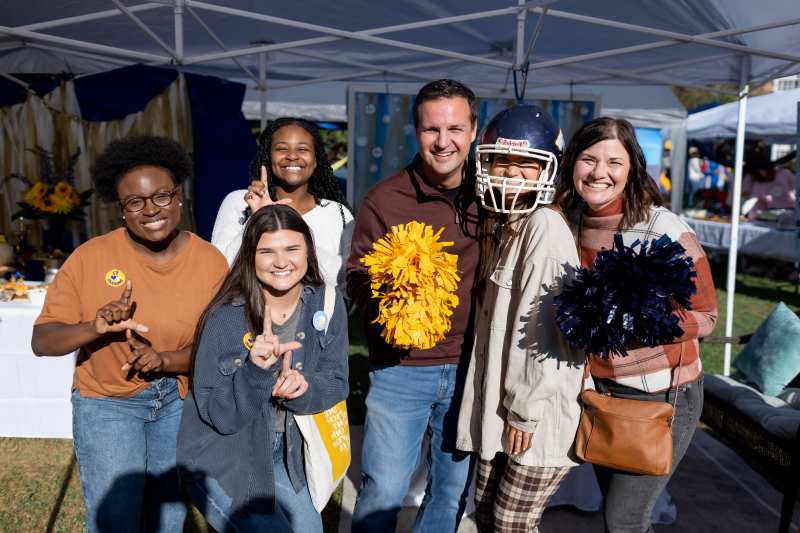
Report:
250,117,351,225
191,204,323,367
554,117,662,229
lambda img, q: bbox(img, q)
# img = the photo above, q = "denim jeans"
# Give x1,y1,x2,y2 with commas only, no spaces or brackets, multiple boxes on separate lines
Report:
593,377,704,533
352,364,473,533
71,378,185,533
184,443,322,533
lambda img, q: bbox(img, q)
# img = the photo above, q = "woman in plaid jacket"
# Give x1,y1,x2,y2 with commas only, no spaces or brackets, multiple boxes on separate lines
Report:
554,117,717,533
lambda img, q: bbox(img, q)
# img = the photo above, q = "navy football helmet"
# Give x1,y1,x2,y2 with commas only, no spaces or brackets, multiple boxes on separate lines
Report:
475,105,564,214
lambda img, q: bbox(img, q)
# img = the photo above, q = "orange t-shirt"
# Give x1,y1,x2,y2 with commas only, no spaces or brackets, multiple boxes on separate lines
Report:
35,228,228,398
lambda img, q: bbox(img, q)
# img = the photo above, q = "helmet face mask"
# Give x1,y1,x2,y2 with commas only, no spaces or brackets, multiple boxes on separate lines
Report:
475,105,563,214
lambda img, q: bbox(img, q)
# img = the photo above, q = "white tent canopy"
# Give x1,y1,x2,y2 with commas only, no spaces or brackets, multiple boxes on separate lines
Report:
688,87,800,143
2,1,799,96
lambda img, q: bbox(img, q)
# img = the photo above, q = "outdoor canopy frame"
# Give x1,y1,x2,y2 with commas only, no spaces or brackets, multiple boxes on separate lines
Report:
3,0,800,375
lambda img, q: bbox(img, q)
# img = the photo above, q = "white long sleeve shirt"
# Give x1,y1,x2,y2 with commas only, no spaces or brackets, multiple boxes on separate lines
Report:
211,189,354,289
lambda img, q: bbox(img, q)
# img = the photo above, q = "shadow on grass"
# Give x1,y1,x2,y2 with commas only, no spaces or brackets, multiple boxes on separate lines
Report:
45,455,76,533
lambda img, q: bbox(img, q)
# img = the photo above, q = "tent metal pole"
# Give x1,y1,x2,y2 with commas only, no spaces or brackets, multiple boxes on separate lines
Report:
271,72,383,90
174,0,184,63
111,0,179,61
0,72,30,90
184,0,512,69
27,43,132,66
17,3,163,32
259,52,267,131
670,119,688,214
723,55,750,377
521,7,547,67
184,5,259,84
0,42,23,52
538,9,800,64
568,63,738,94
516,0,527,68
526,17,800,72
0,25,167,62
529,52,738,89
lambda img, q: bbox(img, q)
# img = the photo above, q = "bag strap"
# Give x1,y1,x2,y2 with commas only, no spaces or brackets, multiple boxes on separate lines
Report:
322,284,336,335
584,342,685,413
668,342,685,413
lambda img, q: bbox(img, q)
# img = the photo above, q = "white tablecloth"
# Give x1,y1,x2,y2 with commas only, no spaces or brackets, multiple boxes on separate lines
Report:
682,217,800,262
0,298,75,438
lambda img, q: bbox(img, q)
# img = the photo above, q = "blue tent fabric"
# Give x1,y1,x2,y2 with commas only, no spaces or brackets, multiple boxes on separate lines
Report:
0,76,62,108
74,64,178,122
184,71,256,240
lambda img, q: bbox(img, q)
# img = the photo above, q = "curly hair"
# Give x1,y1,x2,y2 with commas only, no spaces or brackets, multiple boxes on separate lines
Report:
249,117,351,226
92,135,193,202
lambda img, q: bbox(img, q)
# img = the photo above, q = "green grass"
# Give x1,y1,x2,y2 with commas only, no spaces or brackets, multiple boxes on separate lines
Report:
2,266,796,532
699,261,800,374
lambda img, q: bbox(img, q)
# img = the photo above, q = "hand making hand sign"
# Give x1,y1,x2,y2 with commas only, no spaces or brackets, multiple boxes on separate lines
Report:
123,329,169,374
272,347,309,400
244,165,293,214
249,303,302,370
92,280,149,336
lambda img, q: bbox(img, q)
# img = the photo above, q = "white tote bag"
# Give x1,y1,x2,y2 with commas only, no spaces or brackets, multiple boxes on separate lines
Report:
294,284,351,512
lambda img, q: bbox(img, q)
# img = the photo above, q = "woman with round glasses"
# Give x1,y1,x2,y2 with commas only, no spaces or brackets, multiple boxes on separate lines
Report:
32,135,228,533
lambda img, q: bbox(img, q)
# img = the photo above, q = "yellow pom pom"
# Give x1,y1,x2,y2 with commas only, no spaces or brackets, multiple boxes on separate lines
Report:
361,221,460,350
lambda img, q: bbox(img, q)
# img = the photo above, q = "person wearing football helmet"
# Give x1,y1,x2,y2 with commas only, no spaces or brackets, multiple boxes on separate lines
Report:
475,104,563,214
457,105,584,532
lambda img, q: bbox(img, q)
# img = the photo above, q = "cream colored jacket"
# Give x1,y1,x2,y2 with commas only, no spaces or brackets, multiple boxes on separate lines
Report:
456,207,584,467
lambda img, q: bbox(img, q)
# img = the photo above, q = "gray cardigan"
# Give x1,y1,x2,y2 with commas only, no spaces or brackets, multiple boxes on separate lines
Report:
177,284,349,513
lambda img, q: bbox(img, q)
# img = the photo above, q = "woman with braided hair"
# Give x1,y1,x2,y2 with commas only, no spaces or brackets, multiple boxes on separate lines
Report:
212,117,354,288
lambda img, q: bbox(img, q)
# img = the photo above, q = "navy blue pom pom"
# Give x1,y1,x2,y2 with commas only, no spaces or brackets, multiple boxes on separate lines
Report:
554,233,697,358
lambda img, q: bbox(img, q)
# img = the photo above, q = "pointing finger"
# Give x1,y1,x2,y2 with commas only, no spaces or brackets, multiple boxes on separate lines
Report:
120,319,149,334
281,349,293,375
260,165,269,185
121,280,132,305
277,341,302,355
262,305,273,336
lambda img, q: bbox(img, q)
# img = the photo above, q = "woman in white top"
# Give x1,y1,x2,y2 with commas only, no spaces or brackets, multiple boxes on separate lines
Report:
212,117,353,287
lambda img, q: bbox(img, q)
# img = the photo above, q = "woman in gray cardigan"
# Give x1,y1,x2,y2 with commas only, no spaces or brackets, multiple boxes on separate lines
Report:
177,204,349,533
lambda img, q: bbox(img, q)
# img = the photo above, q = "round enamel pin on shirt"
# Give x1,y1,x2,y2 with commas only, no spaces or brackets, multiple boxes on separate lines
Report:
312,311,328,332
105,269,126,287
242,332,255,350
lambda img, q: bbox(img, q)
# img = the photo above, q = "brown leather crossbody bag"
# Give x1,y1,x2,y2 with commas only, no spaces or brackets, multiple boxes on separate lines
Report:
574,347,683,476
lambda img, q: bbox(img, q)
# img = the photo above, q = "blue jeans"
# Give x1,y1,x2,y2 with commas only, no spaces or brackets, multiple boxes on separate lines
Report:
184,445,322,533
352,364,473,533
71,378,185,533
594,377,704,533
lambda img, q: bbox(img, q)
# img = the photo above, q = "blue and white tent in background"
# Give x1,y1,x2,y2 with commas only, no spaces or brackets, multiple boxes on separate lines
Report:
2,0,800,373
689,87,800,144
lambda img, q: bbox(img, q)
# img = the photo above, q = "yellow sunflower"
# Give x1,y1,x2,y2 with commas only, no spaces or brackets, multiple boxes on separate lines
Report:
24,181,49,206
54,181,72,197
47,193,73,214
361,221,460,350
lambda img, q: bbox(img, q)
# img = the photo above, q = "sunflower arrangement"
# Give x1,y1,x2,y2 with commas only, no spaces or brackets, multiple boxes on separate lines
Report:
6,147,91,220
361,221,460,350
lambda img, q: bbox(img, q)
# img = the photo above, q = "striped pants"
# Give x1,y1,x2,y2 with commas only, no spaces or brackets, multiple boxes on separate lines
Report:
474,454,570,533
